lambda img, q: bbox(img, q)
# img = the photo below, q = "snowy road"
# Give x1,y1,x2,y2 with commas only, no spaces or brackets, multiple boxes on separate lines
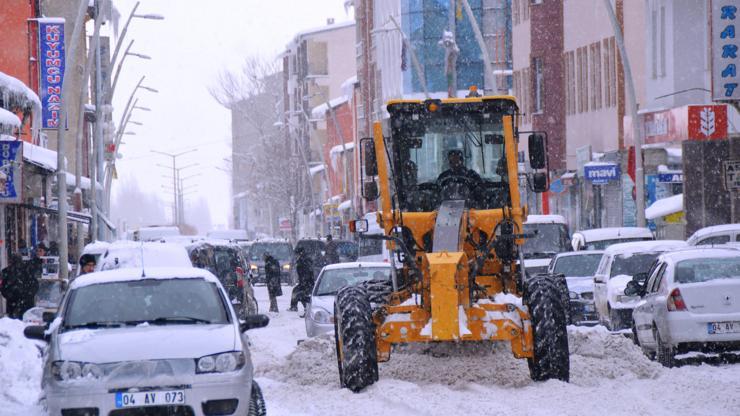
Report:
249,286,740,416
2,285,739,416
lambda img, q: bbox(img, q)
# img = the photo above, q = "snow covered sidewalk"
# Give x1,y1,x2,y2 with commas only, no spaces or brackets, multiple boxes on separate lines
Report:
0,317,45,416
249,286,740,416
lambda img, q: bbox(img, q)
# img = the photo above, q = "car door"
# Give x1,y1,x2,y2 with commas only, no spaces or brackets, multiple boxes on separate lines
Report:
593,254,611,322
634,262,665,346
641,263,668,348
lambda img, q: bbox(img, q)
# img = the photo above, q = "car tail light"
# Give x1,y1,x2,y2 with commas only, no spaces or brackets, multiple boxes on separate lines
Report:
236,266,245,276
236,279,244,288
667,288,687,311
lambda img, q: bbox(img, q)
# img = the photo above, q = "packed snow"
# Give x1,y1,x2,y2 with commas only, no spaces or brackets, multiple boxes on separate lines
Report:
3,287,740,415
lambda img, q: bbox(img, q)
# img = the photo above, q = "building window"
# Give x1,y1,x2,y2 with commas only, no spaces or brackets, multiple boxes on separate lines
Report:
307,41,328,76
533,57,543,113
566,51,575,115
577,47,588,113
523,0,530,21
602,39,610,106
651,9,657,79
590,42,602,110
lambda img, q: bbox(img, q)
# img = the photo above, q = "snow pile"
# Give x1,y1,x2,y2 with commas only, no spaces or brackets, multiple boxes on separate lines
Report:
0,318,44,415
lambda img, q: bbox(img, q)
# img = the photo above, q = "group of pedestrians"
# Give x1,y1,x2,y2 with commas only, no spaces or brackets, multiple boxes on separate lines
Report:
263,235,340,314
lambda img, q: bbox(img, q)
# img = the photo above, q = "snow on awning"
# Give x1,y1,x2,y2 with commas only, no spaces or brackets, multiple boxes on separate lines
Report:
311,96,350,120
23,141,57,171
338,200,352,211
645,194,683,220
341,75,358,96
0,71,41,115
329,142,355,156
309,164,326,176
64,173,103,191
561,171,577,180
0,107,21,129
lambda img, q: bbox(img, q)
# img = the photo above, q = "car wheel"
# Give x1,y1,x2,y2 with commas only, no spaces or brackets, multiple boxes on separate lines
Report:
608,306,621,331
631,324,639,346
525,274,570,382
655,329,675,368
247,381,266,416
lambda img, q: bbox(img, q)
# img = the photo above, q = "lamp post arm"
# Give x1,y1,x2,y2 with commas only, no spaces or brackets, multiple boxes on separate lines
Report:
108,1,140,81
108,39,133,102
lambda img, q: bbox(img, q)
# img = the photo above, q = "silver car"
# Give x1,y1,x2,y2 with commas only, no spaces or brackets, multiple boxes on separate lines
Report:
548,250,604,325
305,262,392,337
24,267,269,416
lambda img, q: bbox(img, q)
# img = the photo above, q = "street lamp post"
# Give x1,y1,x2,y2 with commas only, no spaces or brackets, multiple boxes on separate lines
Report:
151,149,197,225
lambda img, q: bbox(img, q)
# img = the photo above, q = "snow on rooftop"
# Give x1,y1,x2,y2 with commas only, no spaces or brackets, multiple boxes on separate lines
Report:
645,194,683,220
311,96,350,119
0,107,21,128
341,75,358,96
338,200,352,211
525,214,566,224
329,141,354,155
70,267,218,290
65,172,103,190
292,19,355,40
576,227,654,241
22,141,57,171
604,240,687,255
0,71,41,115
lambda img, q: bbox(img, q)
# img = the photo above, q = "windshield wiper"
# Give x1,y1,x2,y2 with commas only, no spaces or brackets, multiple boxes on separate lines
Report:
148,316,213,325
63,321,126,330
523,251,557,259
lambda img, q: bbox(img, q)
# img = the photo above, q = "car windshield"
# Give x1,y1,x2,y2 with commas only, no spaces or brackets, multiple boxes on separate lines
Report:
610,253,660,278
674,257,740,283
336,241,358,261
314,267,391,296
587,237,653,250
553,254,603,277
63,278,229,329
522,223,570,258
250,243,292,261
298,241,327,260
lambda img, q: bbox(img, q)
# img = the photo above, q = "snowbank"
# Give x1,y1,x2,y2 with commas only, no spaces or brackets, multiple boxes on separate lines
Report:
645,194,683,220
0,318,45,415
0,107,21,128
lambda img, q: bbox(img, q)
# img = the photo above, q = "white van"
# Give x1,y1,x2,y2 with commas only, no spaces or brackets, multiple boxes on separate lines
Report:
357,212,391,263
522,214,571,275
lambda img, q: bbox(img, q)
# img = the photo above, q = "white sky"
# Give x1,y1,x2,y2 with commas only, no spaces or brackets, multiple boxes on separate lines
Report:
110,0,353,229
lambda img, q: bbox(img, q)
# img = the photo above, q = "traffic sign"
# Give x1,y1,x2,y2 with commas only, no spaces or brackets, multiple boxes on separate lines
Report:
724,160,740,190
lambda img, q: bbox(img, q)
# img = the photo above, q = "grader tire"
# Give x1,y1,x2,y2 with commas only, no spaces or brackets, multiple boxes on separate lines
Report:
334,285,378,392
525,274,570,382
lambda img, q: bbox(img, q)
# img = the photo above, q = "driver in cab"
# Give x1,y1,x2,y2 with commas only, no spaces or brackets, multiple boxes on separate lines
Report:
436,148,483,190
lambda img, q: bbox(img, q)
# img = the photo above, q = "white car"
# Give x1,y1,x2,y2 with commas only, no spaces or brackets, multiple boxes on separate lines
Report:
305,262,392,337
522,214,571,276
97,241,192,271
630,247,740,367
593,240,687,330
571,227,654,251
24,267,269,416
686,224,740,246
548,251,604,325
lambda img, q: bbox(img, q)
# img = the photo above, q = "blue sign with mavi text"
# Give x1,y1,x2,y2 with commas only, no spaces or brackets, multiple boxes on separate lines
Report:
584,163,620,185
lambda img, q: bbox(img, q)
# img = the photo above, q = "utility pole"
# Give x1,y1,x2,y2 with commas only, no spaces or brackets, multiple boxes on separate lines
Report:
602,0,646,227
54,0,88,280
152,149,196,225
460,0,498,94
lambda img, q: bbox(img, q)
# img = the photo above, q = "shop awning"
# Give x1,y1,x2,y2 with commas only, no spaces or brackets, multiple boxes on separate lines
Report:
19,203,91,224
645,194,683,220
23,141,57,171
0,107,21,129
338,200,352,211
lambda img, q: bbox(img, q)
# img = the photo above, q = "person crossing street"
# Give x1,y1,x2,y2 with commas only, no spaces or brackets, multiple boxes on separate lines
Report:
288,247,314,313
264,253,282,313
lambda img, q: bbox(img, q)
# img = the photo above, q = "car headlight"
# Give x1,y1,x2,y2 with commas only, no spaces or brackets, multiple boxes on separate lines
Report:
52,361,102,381
196,351,245,374
249,264,258,271
310,307,333,324
569,291,579,300
282,264,291,270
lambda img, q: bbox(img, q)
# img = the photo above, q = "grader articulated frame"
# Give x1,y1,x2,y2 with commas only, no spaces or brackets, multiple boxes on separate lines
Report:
334,94,570,392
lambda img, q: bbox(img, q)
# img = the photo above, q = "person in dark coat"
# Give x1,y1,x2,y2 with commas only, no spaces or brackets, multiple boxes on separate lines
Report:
324,234,340,265
264,253,282,313
28,243,47,280
289,247,315,312
1,254,39,319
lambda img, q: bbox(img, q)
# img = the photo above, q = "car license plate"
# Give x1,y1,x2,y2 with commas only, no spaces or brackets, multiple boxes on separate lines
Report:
584,304,595,313
115,390,185,408
707,321,740,335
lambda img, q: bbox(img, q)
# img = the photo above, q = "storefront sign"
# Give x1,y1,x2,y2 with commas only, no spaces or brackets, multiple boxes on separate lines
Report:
712,2,739,101
584,163,620,185
658,173,684,183
688,105,728,140
724,159,740,190
38,18,66,129
278,217,291,231
0,141,23,203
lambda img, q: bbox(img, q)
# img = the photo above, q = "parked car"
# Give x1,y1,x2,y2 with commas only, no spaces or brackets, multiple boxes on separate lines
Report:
97,241,192,271
628,247,740,367
571,227,654,251
593,240,687,330
246,240,293,284
305,262,392,337
186,241,258,317
548,251,604,325
686,224,740,246
24,267,269,416
522,214,571,275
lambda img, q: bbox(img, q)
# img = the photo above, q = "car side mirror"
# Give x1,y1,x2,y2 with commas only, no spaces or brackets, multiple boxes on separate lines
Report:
24,325,50,342
594,275,605,284
42,311,56,324
531,172,548,193
624,280,642,297
240,314,270,332
633,272,648,285
349,219,369,233
362,181,379,201
528,133,547,169
361,137,378,177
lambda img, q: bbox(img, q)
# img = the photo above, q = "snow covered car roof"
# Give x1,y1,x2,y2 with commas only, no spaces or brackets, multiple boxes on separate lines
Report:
525,214,567,225
686,224,740,245
603,240,687,255
322,262,391,271
657,246,740,264
553,250,604,259
81,240,110,255
574,227,653,242
70,267,220,290
98,242,192,271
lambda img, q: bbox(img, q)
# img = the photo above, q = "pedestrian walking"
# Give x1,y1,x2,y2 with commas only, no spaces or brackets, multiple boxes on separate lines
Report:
289,247,314,312
264,253,282,313
324,234,340,265
0,254,39,319
28,243,47,280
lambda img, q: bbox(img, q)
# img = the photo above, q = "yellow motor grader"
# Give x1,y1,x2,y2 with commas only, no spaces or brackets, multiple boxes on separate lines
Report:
334,92,570,392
